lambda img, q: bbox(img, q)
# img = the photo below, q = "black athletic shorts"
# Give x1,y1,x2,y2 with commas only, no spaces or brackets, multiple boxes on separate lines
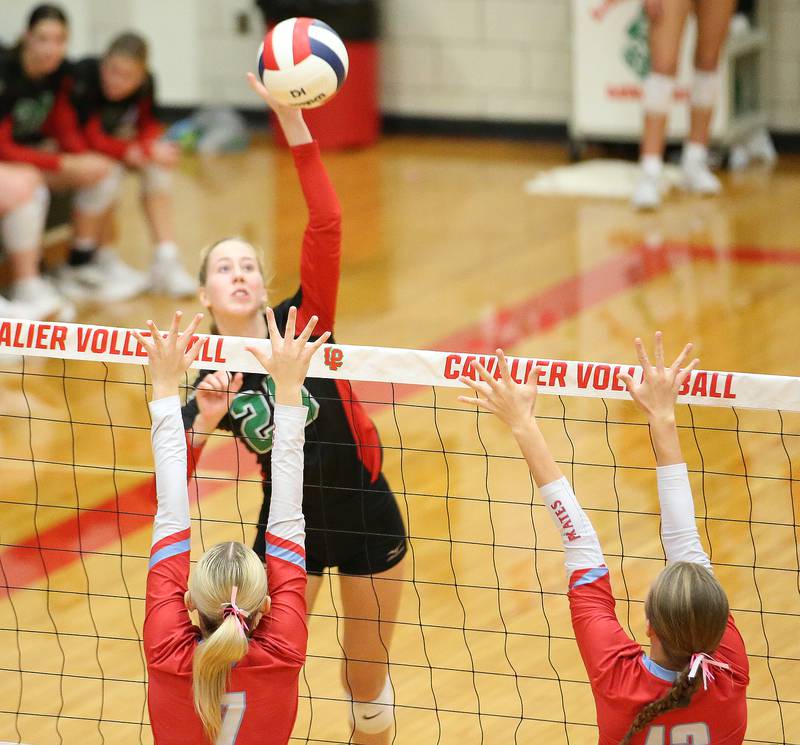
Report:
252,471,407,577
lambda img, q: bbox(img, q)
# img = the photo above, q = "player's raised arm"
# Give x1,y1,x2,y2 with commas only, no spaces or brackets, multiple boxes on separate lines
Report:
618,332,710,569
246,306,330,553
133,311,203,546
458,351,605,575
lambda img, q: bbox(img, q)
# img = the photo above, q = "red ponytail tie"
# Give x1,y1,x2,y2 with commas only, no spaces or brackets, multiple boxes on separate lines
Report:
221,585,249,639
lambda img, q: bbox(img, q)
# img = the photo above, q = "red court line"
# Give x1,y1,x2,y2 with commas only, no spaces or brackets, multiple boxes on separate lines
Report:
2,241,798,593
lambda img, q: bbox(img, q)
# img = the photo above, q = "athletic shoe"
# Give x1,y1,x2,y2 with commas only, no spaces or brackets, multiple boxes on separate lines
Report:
9,276,76,322
93,250,151,297
679,161,722,196
149,253,199,297
56,251,149,303
0,293,39,320
631,169,663,210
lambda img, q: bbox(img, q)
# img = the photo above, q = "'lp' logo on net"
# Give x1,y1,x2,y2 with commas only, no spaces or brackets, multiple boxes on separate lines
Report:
324,347,344,371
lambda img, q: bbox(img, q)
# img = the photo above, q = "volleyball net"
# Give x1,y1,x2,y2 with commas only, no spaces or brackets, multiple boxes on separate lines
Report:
0,318,798,745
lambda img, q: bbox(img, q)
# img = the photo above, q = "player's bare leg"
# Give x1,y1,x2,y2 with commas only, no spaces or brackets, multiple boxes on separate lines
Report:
633,0,691,209
141,169,197,296
679,0,736,195
339,558,406,745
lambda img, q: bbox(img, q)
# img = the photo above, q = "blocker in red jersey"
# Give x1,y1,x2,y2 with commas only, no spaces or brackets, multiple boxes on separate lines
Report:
258,17,349,109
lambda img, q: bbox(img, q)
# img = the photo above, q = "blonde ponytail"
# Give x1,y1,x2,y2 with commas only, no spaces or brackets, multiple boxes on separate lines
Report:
188,541,269,742
192,615,249,741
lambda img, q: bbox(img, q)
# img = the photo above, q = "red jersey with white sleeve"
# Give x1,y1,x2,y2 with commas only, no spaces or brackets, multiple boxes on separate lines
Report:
539,466,749,745
145,395,309,745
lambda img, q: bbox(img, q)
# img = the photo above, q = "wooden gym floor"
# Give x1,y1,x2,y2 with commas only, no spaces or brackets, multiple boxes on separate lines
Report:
1,134,799,744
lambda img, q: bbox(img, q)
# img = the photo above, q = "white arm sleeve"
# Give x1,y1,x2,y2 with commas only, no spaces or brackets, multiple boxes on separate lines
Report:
149,395,190,546
266,403,307,547
657,463,711,570
539,477,605,574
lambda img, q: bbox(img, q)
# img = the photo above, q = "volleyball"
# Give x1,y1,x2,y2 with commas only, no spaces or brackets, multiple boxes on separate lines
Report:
257,17,349,109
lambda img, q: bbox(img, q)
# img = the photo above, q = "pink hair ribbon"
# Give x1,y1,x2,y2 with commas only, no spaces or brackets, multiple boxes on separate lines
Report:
688,653,730,690
221,585,249,639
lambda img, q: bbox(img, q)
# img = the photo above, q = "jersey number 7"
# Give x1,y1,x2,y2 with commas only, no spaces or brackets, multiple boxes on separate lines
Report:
217,691,246,745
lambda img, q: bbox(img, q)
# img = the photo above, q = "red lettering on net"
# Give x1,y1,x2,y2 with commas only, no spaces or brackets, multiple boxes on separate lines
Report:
0,321,69,351
444,353,566,389
679,371,736,400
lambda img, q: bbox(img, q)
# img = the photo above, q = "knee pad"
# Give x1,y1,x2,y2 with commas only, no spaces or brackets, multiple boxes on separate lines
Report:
349,676,394,735
691,69,719,109
73,164,124,215
642,73,675,114
141,163,173,194
1,185,49,253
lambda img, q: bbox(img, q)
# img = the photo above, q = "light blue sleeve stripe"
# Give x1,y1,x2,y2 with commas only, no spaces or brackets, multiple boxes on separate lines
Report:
149,538,191,569
571,566,609,589
266,542,306,570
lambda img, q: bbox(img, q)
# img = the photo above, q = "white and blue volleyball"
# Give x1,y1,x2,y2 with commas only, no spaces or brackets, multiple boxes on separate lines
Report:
258,17,349,109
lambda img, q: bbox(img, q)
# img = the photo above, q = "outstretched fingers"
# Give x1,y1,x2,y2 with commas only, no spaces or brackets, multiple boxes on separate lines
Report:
295,314,318,346
147,320,166,353
634,336,651,375
305,330,331,359
284,306,297,344
265,306,281,346
674,357,700,389
177,312,204,348
670,342,694,375
457,394,492,410
131,329,154,354
653,331,665,373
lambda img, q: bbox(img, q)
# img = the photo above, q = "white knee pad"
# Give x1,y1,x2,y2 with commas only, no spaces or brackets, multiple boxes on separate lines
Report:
642,73,675,114
1,185,49,253
691,69,719,109
73,164,124,215
349,676,394,735
141,163,173,194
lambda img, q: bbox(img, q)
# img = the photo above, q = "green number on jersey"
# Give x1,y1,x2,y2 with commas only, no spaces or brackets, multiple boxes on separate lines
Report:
230,377,320,455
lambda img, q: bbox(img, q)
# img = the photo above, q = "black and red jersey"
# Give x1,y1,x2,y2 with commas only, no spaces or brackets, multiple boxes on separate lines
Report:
71,56,163,161
182,140,384,538
0,45,86,170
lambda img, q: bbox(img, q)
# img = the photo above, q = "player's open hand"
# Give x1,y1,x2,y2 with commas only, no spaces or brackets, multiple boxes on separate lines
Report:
458,349,542,432
245,306,330,406
618,331,699,422
246,71,298,118
133,311,204,401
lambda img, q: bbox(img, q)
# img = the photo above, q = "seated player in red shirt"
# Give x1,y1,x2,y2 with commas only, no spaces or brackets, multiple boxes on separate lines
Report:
71,32,197,297
135,306,330,745
0,4,144,307
459,333,749,745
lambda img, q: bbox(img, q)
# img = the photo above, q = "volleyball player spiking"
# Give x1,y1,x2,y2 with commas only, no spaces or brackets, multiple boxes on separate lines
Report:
181,74,406,741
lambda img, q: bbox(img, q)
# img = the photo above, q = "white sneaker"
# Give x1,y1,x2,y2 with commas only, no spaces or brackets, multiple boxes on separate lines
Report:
94,250,151,298
149,253,199,297
680,161,722,196
0,293,39,320
9,277,76,322
631,169,663,210
56,252,148,303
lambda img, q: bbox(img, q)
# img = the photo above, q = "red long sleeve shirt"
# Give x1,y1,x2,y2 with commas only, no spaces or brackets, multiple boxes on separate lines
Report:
0,46,86,170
